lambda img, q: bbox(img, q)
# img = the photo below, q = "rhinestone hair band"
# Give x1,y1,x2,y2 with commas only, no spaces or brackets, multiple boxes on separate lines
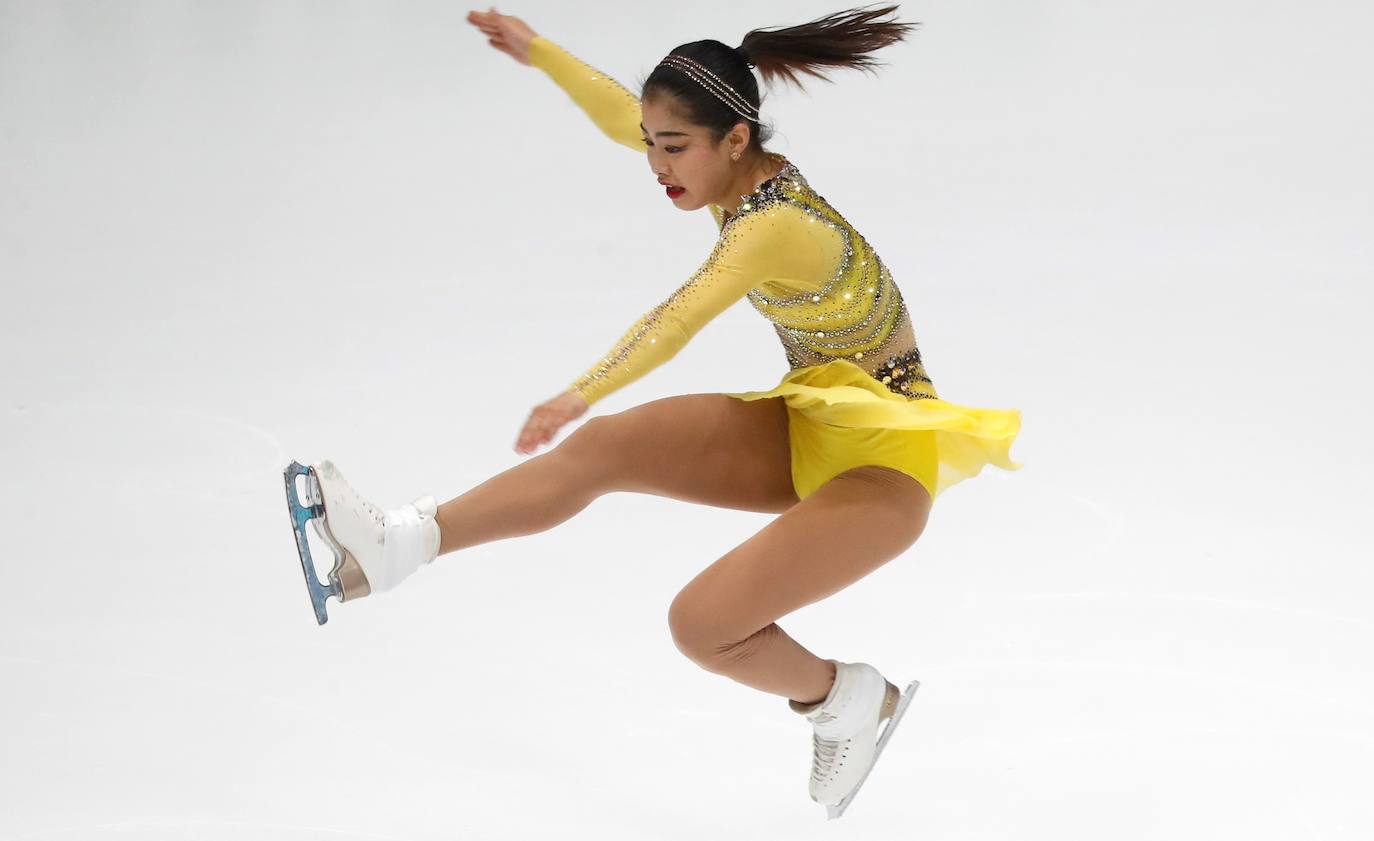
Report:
657,53,760,122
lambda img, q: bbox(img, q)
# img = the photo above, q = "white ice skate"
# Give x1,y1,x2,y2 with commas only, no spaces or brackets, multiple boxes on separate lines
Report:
788,659,920,819
282,459,441,624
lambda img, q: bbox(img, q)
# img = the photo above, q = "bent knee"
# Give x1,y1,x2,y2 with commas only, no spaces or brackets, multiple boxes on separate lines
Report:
541,416,621,485
667,590,771,666
558,414,609,451
665,592,704,658
553,409,659,488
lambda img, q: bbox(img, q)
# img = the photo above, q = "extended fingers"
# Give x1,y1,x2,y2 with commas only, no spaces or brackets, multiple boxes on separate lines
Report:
466,9,499,33
516,417,559,454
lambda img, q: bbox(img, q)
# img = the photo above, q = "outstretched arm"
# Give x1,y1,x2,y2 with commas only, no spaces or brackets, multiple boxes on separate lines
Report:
568,210,783,406
527,35,645,153
465,11,643,153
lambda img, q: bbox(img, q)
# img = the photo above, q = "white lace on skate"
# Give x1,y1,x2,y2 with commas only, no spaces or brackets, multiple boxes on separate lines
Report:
809,710,845,785
789,661,919,819
793,661,890,808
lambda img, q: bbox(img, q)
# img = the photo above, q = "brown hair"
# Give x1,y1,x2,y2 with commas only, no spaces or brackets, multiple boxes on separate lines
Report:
637,4,920,152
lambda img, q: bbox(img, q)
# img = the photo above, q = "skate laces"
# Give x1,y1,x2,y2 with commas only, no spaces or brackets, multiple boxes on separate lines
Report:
344,483,384,526
811,731,844,783
809,708,843,783
320,467,382,524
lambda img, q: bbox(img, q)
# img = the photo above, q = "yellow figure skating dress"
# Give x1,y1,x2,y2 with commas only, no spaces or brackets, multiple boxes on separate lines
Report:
529,35,1022,502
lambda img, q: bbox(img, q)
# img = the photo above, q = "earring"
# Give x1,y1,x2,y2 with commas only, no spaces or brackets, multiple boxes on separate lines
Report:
732,152,739,160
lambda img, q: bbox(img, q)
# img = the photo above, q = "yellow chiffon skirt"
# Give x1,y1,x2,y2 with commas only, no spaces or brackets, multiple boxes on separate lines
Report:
724,359,1022,503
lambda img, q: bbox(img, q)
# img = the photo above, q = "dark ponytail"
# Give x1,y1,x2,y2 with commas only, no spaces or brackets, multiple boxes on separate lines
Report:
637,4,919,152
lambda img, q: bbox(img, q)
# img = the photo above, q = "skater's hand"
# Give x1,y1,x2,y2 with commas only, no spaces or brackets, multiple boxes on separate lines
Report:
515,390,589,455
465,7,539,65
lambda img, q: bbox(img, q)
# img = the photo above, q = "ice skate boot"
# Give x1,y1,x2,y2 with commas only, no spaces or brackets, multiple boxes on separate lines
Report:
788,659,921,819
282,459,441,624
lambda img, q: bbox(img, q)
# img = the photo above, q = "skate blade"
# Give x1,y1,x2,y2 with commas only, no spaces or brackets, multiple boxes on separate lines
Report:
283,460,345,625
824,678,921,820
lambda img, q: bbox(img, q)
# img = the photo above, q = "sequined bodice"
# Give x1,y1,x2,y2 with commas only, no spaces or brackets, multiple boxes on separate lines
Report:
527,34,935,407
708,156,935,400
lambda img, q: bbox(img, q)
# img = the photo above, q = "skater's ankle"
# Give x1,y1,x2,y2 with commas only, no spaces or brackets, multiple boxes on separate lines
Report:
791,660,838,707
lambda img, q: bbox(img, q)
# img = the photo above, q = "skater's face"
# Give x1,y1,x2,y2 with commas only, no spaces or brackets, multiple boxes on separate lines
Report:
641,96,761,214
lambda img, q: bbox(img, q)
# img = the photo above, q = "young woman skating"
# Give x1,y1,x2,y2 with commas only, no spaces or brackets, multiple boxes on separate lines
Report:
284,4,1021,819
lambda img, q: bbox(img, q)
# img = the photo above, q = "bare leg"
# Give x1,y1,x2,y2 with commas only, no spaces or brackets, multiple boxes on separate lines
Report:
668,465,932,703
434,443,609,555
432,393,797,558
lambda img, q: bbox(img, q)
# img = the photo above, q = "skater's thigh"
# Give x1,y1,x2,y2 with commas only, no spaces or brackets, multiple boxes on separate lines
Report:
572,393,799,513
669,465,932,651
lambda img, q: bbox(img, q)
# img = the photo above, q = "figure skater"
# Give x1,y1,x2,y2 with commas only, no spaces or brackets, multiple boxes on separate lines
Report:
282,4,1022,819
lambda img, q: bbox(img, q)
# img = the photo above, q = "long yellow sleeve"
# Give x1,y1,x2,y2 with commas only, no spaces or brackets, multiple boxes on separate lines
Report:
569,208,806,406
527,35,644,153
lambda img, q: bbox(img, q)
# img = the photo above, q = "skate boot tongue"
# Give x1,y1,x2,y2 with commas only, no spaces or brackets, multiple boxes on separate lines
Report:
409,494,438,518
381,497,442,580
401,495,440,564
789,660,884,739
